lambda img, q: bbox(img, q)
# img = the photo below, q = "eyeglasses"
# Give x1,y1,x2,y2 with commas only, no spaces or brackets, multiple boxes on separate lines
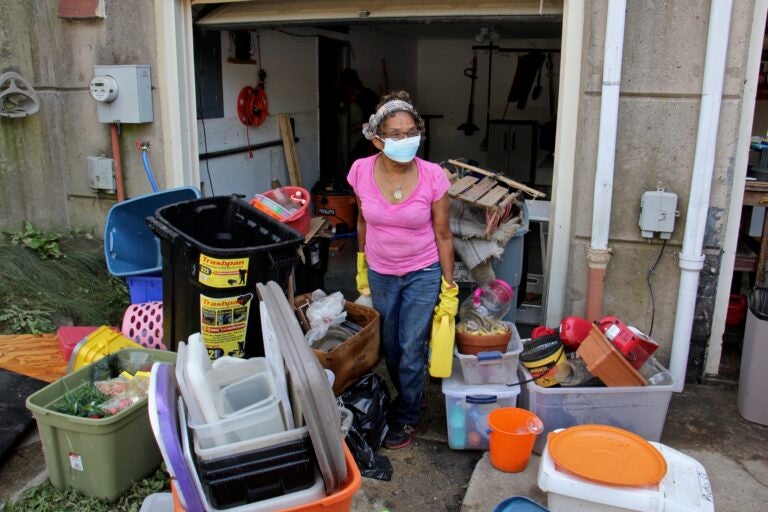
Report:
380,130,420,140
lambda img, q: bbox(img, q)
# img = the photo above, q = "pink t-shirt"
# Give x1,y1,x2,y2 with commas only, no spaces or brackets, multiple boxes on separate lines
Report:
347,154,451,276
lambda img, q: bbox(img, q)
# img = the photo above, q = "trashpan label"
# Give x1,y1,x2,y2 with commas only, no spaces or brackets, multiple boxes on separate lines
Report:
198,254,249,288
200,293,252,359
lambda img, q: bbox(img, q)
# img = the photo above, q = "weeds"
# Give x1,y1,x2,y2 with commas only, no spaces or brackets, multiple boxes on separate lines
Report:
0,302,56,334
3,220,63,259
0,237,129,334
1,469,170,511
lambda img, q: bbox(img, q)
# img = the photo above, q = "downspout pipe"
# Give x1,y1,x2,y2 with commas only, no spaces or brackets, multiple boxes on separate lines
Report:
670,0,733,392
586,0,627,321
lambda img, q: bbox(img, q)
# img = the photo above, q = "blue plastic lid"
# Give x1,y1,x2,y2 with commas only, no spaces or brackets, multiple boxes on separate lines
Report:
493,496,550,512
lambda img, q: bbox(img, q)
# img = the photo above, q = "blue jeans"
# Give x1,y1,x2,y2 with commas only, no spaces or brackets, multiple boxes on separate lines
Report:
369,262,441,426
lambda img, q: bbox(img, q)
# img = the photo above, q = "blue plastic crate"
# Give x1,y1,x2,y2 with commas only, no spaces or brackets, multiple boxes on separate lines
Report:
104,187,201,277
126,275,162,304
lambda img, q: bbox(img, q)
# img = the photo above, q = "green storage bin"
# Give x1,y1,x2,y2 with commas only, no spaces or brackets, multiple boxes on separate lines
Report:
25,348,176,502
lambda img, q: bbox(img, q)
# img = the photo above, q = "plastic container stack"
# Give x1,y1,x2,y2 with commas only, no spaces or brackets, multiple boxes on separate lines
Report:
147,282,361,511
442,357,521,450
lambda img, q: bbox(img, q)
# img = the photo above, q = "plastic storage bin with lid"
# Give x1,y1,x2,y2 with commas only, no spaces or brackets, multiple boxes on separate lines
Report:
454,323,523,385
518,366,675,455
26,348,176,502
537,426,714,511
442,361,521,450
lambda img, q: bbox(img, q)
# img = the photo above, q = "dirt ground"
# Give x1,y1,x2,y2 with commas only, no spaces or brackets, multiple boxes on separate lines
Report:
349,375,484,512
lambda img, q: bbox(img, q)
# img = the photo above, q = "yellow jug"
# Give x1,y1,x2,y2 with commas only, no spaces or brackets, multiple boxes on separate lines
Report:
428,315,455,378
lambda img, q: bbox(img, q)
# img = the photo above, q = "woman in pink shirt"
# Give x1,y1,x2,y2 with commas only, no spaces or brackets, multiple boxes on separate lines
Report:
348,91,458,449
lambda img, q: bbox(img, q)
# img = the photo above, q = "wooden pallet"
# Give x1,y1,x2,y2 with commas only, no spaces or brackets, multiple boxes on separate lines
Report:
444,159,545,236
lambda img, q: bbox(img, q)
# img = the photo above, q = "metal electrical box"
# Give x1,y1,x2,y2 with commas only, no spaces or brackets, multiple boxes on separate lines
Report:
87,155,115,192
90,65,153,123
639,189,679,239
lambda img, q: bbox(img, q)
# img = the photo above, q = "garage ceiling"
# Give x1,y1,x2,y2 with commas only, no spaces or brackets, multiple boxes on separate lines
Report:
196,0,564,38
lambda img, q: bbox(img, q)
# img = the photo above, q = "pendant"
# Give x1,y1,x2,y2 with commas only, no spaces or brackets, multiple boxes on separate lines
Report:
393,189,403,200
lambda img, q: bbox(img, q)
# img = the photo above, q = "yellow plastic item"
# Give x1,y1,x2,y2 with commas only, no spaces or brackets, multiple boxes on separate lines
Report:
67,326,143,373
355,252,369,296
429,315,455,378
547,425,668,487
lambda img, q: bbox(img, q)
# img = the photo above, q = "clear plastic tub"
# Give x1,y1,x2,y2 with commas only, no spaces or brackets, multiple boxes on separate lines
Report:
454,324,522,385
194,425,310,463
442,362,521,450
519,367,675,454
189,400,285,449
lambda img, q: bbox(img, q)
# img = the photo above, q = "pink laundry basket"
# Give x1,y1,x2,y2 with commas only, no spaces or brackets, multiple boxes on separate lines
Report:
122,301,167,350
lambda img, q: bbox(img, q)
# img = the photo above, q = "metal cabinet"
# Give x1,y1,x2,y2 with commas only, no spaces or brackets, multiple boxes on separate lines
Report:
486,120,539,184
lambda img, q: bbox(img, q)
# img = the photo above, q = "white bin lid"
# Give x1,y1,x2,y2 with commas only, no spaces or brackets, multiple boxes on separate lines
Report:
537,434,714,512
442,361,522,400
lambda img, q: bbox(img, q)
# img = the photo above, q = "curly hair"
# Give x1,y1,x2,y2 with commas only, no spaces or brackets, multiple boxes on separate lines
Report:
374,90,425,136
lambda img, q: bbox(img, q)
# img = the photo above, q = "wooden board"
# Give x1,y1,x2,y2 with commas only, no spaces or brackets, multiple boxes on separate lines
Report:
0,334,67,383
448,175,478,197
447,158,546,198
476,185,509,208
459,177,497,203
279,114,303,187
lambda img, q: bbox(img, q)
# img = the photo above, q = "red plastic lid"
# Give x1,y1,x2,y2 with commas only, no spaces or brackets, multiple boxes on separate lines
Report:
547,425,667,487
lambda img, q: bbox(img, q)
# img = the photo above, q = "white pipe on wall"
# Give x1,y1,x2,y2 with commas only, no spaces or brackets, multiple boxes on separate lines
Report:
670,0,733,392
589,0,626,251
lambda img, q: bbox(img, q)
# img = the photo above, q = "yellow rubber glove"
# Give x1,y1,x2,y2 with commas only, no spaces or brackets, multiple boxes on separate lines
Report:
356,252,371,297
434,276,459,319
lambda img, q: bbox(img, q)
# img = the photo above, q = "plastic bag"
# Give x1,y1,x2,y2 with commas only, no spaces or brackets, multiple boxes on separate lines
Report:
305,289,348,346
339,372,394,481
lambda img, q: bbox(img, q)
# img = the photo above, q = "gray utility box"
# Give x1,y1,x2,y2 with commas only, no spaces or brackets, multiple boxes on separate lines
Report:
91,65,153,124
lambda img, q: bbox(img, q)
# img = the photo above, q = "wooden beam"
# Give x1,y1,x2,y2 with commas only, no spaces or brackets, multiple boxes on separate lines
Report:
279,114,303,187
447,159,546,198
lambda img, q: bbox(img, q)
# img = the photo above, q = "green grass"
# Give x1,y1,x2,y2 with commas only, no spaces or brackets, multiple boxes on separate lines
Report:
2,469,170,512
0,236,129,334
0,235,149,509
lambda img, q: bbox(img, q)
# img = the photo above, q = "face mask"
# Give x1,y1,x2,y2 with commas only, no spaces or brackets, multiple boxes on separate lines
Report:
378,135,421,163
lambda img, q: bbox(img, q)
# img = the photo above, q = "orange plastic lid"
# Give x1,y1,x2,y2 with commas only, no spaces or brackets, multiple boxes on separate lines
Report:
547,425,667,487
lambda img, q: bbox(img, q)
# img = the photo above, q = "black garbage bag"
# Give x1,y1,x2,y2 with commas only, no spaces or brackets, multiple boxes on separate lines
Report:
339,372,394,481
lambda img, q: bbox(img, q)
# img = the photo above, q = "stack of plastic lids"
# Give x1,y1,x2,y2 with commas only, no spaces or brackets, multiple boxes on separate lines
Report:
257,281,347,493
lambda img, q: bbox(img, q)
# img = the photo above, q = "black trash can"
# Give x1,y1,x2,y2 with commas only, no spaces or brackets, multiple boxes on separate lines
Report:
147,195,303,359
738,287,768,425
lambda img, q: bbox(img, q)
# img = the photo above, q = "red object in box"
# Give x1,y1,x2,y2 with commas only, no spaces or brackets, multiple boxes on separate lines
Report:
598,316,658,370
559,316,593,350
531,326,557,339
726,294,748,326
56,326,99,361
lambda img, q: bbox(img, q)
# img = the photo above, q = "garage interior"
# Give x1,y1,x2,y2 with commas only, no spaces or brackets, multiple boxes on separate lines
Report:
190,3,563,321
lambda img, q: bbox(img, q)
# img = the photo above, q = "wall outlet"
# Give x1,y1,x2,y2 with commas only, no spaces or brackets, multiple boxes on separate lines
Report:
87,155,115,192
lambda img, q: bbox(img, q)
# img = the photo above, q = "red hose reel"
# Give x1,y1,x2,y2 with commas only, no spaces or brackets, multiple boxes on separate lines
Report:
237,85,269,127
